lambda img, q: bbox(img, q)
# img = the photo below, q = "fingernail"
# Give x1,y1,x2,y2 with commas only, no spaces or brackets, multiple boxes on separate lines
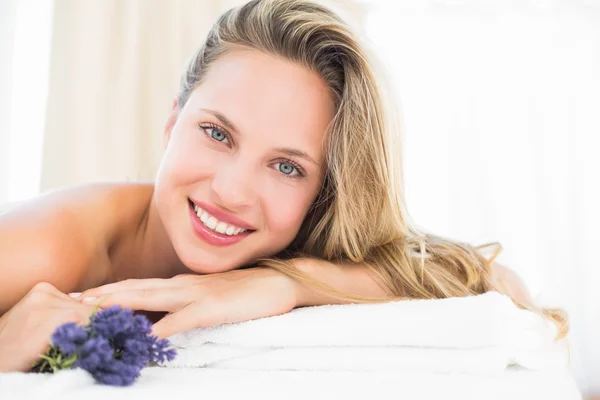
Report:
81,297,97,304
69,292,82,298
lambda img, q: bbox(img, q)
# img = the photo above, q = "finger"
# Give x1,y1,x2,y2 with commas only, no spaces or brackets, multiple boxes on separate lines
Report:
172,273,202,280
151,302,230,338
23,284,81,312
47,302,95,318
81,288,192,313
8,303,95,373
29,281,75,302
40,307,95,349
78,278,174,298
22,311,86,372
56,304,98,325
150,306,200,338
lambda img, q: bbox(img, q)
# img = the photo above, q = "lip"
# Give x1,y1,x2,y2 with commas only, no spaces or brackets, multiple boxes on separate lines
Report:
188,201,253,247
189,199,257,230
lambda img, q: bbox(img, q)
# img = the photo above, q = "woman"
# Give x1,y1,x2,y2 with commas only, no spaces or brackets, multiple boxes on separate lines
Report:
0,0,566,373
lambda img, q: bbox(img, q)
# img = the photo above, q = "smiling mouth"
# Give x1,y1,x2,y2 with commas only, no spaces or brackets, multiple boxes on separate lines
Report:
188,199,256,236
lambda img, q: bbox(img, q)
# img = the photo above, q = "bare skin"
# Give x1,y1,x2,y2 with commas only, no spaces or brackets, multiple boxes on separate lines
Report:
0,182,183,371
0,182,185,315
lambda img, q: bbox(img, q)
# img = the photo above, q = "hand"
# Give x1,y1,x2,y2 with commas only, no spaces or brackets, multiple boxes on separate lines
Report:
75,267,301,338
0,282,95,372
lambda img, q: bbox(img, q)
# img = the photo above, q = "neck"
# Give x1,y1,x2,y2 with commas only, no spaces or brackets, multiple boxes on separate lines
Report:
122,191,188,280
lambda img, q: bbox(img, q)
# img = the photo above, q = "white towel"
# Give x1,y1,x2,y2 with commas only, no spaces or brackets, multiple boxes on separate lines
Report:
0,367,583,400
166,291,569,374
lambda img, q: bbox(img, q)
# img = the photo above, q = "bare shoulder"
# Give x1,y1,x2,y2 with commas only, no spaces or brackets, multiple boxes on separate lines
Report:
491,262,533,307
0,182,154,314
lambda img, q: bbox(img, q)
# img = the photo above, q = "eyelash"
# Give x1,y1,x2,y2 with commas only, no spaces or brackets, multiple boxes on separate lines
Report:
273,158,306,179
200,122,233,145
198,122,307,179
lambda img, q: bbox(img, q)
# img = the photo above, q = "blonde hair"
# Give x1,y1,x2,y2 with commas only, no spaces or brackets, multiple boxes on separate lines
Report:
178,0,568,339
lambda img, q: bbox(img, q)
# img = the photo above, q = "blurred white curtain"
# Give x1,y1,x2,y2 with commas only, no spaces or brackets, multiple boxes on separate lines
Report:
40,0,248,190
363,0,599,395
40,0,366,191
0,0,18,204
0,0,53,205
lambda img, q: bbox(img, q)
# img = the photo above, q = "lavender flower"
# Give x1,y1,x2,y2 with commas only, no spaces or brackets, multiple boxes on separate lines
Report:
75,337,113,371
51,323,88,357
151,337,177,364
92,361,142,386
90,306,176,365
33,306,177,386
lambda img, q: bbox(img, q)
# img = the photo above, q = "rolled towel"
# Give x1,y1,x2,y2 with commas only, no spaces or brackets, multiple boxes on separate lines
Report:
166,291,569,375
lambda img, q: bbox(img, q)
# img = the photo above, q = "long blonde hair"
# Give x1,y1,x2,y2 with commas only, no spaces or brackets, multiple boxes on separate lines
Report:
178,0,568,339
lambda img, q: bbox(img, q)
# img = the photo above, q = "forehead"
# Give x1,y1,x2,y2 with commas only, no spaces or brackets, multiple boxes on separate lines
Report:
186,49,334,160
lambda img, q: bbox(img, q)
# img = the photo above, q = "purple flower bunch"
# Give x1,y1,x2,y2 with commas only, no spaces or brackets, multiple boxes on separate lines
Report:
33,306,176,386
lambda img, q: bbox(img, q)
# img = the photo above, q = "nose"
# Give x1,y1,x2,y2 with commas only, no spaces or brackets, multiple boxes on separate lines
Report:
210,157,257,210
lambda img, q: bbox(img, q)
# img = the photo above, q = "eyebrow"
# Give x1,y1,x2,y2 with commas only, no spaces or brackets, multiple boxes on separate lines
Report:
201,108,240,134
274,147,320,166
200,108,320,167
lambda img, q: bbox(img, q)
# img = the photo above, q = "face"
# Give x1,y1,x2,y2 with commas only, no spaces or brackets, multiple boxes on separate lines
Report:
154,48,334,273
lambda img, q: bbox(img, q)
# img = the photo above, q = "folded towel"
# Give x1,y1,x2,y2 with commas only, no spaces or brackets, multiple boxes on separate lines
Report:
166,291,569,375
171,344,512,374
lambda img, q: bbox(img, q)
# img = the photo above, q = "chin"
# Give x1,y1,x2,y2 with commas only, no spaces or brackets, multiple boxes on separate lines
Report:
176,246,247,274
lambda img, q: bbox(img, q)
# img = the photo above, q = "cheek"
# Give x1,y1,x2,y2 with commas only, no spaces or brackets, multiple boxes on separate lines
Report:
261,184,314,240
159,129,217,188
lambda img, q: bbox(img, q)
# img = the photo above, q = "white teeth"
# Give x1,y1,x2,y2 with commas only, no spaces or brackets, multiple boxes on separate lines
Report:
192,202,250,235
200,212,209,223
215,222,227,234
206,216,218,230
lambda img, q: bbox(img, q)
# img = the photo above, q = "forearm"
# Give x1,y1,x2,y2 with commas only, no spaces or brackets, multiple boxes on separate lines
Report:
491,262,534,308
293,259,391,307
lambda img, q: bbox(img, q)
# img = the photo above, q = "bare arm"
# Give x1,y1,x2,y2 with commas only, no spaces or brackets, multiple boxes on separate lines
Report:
292,259,533,308
0,185,111,315
490,262,534,307
293,259,391,307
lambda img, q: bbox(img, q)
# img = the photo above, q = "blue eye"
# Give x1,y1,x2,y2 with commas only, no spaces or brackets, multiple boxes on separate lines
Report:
209,128,227,143
199,123,231,146
278,162,295,175
274,160,305,178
